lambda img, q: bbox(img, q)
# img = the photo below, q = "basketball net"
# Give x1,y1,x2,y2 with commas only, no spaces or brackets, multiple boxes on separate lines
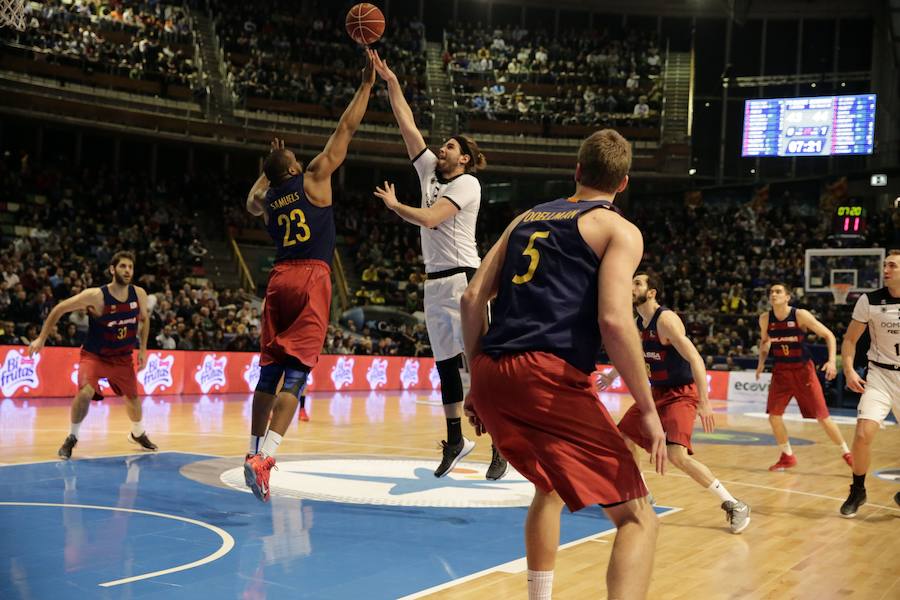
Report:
830,283,852,305
0,0,26,30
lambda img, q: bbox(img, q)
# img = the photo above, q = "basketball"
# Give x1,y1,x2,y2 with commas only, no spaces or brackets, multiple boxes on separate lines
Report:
345,3,385,46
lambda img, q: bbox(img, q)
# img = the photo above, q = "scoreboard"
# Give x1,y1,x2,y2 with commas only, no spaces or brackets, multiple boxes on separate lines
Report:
741,94,876,157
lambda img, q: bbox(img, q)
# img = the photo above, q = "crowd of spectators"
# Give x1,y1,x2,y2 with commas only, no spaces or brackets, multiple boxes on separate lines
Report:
5,138,895,367
12,0,200,91
213,1,431,123
0,150,261,352
632,185,896,367
445,23,662,129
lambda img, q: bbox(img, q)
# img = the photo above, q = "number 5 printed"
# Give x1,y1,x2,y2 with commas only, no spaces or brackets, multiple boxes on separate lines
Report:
512,231,550,284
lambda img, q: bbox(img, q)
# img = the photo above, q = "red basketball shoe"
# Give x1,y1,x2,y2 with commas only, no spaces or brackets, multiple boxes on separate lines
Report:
244,453,277,502
298,408,310,422
842,452,853,468
768,452,798,471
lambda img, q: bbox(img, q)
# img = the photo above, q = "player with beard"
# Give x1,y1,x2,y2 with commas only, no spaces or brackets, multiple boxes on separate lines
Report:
600,272,750,533
28,251,157,459
369,48,507,480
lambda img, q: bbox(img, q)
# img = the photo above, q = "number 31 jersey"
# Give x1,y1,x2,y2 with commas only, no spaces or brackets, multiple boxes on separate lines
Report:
264,174,335,265
481,198,621,374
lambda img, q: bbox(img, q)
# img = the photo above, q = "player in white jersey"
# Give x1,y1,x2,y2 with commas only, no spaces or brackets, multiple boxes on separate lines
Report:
839,249,900,517
368,49,508,480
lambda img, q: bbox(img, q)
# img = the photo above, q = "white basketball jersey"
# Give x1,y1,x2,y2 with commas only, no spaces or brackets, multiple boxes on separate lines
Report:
413,149,481,272
851,288,900,367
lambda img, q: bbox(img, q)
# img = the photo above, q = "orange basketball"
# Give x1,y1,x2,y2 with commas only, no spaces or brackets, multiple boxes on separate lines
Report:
345,3,385,46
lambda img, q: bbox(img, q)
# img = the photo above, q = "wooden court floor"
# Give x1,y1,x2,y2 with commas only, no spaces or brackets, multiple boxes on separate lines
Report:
1,392,898,599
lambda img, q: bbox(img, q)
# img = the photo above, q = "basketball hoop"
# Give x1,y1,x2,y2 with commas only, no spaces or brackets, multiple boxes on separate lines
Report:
830,283,852,305
0,0,26,31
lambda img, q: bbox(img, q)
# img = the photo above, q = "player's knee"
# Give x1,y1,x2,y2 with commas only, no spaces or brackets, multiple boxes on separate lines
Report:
435,356,463,405
76,384,95,401
854,426,876,445
666,445,687,469
768,414,782,424
255,364,285,395
630,500,659,535
280,367,309,398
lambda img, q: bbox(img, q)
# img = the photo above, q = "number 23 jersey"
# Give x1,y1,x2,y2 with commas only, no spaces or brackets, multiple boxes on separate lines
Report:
264,174,335,265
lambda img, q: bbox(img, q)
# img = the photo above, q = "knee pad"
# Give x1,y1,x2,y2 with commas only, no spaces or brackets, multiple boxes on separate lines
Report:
255,363,285,395
436,356,463,405
281,367,310,398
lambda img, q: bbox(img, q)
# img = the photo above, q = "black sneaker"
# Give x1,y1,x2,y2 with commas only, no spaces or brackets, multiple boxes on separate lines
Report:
840,484,866,518
58,434,77,460
128,432,158,452
486,445,509,480
434,437,475,478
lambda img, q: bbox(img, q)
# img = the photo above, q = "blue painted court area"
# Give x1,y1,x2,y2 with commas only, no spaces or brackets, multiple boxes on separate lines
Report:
0,453,674,599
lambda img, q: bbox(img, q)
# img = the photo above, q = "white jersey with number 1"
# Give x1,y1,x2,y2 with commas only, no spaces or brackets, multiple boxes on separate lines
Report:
851,288,900,367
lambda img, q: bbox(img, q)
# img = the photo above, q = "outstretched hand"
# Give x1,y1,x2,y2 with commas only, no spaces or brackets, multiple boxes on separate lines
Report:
374,181,400,210
366,48,396,82
270,138,284,152
361,52,375,86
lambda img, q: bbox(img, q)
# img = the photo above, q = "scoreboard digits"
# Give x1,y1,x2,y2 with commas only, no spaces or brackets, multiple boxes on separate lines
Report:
742,94,876,157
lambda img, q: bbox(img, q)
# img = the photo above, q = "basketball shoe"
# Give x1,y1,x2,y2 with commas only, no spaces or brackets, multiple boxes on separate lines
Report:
840,485,867,518
722,500,751,534
485,445,509,480
298,408,310,422
245,453,277,502
768,452,797,471
58,434,77,460
128,432,158,451
434,437,475,478
842,452,853,467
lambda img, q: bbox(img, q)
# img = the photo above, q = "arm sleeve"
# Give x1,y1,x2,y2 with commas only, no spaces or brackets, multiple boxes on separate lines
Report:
851,293,869,323
412,149,437,182
443,175,481,211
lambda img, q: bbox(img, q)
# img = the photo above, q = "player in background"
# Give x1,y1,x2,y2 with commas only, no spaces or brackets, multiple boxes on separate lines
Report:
600,272,750,534
839,249,900,517
756,283,852,471
28,251,157,459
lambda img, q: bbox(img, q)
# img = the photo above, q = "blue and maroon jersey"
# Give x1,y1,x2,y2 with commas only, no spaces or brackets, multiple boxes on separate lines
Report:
767,307,810,365
481,198,621,374
264,174,335,265
82,285,140,358
638,307,694,388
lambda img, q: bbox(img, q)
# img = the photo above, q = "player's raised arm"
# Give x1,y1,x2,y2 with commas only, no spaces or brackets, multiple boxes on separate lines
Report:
373,181,459,228
247,172,269,216
28,288,102,356
368,48,427,159
247,138,285,217
306,55,376,181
